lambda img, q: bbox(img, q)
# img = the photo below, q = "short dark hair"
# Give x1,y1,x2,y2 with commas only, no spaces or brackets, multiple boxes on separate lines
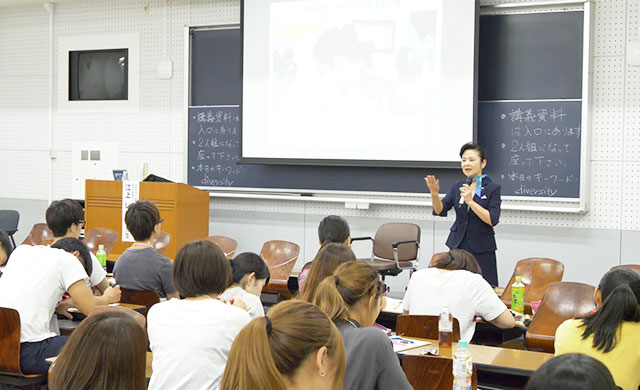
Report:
0,230,13,265
46,199,84,237
318,216,350,245
459,142,487,161
51,237,93,277
124,200,161,241
173,240,231,298
525,354,617,390
430,249,482,275
231,252,270,286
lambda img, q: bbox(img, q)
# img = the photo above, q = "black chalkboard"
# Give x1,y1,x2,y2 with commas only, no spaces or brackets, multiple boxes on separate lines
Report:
187,10,586,198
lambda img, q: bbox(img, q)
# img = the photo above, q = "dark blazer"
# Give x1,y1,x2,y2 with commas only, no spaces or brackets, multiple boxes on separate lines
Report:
433,178,501,253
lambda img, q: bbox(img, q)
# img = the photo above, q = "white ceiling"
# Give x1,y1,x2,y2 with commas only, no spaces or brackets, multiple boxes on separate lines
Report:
0,0,78,9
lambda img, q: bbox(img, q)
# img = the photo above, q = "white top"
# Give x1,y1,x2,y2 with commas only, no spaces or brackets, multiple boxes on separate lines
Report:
147,298,251,390
88,251,107,287
220,286,264,319
402,268,507,341
0,245,88,342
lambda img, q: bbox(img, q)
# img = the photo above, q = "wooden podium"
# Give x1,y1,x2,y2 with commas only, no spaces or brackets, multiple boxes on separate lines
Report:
85,180,210,260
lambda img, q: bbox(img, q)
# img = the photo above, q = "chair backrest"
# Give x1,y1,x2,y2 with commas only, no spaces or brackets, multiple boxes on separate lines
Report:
0,210,19,235
21,223,55,246
207,235,238,259
610,264,640,276
396,315,461,341
152,232,171,256
84,228,119,255
525,281,596,353
87,305,146,330
259,240,300,282
373,223,420,261
401,355,478,390
0,307,23,376
119,288,160,317
501,258,565,313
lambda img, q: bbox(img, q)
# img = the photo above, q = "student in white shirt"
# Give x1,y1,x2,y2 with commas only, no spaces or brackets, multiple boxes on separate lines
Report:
402,249,514,341
46,199,109,295
221,252,270,319
147,240,251,390
0,238,121,374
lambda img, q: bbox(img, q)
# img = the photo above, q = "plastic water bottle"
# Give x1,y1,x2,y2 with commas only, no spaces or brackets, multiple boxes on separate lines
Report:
511,276,525,314
96,244,107,271
439,303,453,355
453,341,473,390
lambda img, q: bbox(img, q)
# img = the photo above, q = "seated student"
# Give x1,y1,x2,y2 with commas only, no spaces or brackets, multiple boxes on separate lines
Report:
221,300,345,390
113,200,179,299
0,230,13,275
300,243,356,302
555,268,640,390
0,238,120,374
46,199,108,294
313,261,412,390
402,249,514,341
298,215,351,290
147,240,251,390
525,353,618,390
49,310,147,390
221,252,271,319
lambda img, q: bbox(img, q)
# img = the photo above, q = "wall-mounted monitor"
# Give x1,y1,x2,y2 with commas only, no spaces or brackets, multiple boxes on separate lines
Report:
58,33,139,111
69,49,129,101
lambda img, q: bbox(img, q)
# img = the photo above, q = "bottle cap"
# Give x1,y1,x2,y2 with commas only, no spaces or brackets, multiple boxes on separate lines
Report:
459,341,468,348
99,244,104,249
515,276,522,282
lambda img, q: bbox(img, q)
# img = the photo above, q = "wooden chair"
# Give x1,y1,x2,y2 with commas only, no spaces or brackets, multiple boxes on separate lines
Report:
610,264,640,276
0,307,47,389
397,315,461,342
0,210,19,249
152,232,171,256
119,288,160,317
259,240,300,300
501,258,565,314
401,354,478,390
525,282,596,353
351,223,420,282
207,235,238,259
83,228,119,255
21,223,54,246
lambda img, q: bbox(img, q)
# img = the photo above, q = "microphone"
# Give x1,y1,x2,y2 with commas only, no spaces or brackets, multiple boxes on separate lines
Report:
459,177,473,205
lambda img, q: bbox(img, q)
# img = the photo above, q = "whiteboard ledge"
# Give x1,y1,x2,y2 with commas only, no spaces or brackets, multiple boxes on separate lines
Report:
206,190,587,213
481,0,588,9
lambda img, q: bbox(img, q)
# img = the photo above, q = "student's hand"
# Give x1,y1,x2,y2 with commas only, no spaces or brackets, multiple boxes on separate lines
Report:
56,299,77,319
229,297,249,312
425,175,440,194
103,285,121,304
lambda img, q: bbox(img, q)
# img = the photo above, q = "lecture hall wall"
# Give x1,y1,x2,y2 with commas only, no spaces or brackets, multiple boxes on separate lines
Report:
0,0,637,294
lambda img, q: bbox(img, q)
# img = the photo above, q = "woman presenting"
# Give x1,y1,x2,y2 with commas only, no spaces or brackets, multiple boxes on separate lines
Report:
426,143,502,286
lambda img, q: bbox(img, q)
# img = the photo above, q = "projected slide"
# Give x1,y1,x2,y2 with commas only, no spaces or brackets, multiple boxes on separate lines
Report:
242,0,476,166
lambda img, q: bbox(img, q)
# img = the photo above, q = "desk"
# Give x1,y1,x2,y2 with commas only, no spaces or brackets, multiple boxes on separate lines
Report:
401,339,553,389
58,303,147,334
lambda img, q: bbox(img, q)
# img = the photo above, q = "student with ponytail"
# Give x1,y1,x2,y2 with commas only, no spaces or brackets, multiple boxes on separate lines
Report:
313,261,412,390
555,268,640,390
221,252,270,318
221,300,345,390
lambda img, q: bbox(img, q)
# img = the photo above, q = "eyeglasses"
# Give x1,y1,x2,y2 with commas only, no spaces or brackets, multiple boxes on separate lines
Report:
157,218,164,224
77,220,85,227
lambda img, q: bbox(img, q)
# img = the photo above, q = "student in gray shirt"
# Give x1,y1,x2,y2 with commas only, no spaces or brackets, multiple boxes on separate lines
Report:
313,261,413,390
113,200,178,299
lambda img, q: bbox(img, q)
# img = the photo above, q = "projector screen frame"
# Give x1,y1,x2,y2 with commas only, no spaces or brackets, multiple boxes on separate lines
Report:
238,0,480,169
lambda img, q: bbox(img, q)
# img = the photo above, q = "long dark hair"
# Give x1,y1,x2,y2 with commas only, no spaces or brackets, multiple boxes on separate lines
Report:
300,243,355,302
49,311,147,390
579,269,640,352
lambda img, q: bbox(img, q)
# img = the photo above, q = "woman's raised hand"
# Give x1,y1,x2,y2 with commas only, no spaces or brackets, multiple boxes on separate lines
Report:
424,175,440,194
